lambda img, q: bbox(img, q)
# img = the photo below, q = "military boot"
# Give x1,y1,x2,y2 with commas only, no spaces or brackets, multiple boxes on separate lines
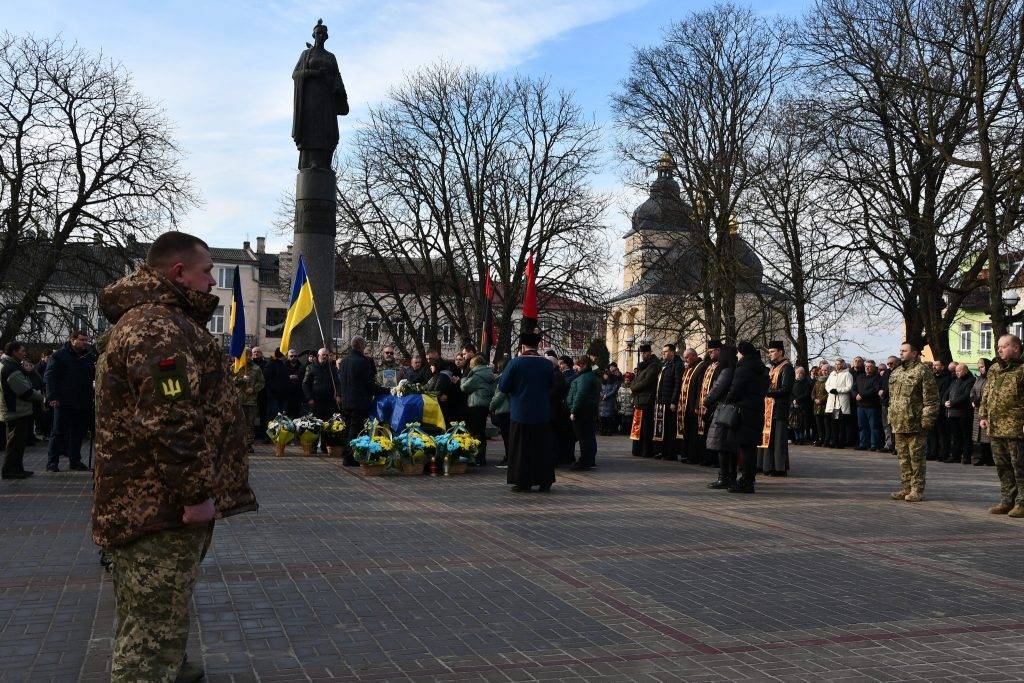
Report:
176,656,205,683
890,489,909,500
904,489,924,502
988,502,1013,515
1008,505,1024,519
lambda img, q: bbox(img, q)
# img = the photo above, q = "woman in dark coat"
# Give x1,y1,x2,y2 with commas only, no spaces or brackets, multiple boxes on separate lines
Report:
705,346,737,489
971,358,993,466
424,359,456,427
790,366,812,445
724,341,770,494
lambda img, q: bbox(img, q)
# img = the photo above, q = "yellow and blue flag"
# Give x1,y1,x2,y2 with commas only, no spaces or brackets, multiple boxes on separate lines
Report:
228,266,247,373
279,255,314,354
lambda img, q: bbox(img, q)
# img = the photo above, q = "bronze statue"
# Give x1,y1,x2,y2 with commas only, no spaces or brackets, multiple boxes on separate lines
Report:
291,19,349,170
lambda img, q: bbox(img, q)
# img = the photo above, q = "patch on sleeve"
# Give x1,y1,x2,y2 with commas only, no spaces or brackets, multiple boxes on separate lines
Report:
152,359,191,403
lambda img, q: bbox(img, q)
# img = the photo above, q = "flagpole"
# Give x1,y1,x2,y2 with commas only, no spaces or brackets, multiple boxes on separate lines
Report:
305,264,341,401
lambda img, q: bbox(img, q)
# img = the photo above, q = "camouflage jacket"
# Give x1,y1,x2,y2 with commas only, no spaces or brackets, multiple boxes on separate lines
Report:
92,266,258,548
979,357,1024,438
232,363,265,407
886,361,939,434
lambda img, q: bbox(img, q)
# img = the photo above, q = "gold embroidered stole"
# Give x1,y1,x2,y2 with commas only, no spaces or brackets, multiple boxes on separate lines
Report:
676,364,698,438
696,362,718,436
759,360,790,449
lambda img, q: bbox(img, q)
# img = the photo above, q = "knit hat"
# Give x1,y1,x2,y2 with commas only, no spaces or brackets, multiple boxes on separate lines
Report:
737,340,758,357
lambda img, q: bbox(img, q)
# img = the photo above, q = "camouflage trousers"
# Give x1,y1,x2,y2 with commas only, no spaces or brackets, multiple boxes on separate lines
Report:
108,523,214,683
991,438,1024,507
894,432,926,493
243,404,258,445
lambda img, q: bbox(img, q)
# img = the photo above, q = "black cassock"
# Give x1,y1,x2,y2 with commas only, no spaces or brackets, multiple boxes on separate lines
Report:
508,421,555,488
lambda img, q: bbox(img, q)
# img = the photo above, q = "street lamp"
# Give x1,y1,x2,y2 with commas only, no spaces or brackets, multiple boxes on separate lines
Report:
1002,290,1020,317
625,336,635,369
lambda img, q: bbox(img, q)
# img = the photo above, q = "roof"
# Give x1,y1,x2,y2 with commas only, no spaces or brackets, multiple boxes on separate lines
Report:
209,247,256,263
0,240,137,293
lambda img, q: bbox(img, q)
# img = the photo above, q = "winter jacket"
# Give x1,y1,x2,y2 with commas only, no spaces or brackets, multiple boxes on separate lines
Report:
566,368,601,416
630,356,662,409
979,357,1024,438
811,376,829,415
655,355,684,405
945,373,975,418
303,360,337,403
263,359,290,399
971,374,989,443
854,372,883,410
461,364,496,409
0,355,44,422
616,384,634,416
337,349,377,411
93,266,257,548
825,369,854,414
43,341,96,410
933,369,953,417
724,354,770,447
703,366,735,453
599,377,622,419
887,361,939,434
489,385,510,415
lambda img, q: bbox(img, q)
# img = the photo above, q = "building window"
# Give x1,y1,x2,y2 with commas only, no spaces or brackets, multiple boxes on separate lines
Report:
216,267,232,289
959,323,972,353
72,305,89,333
264,307,286,339
364,317,380,343
440,323,453,345
209,306,225,334
332,319,343,348
391,320,405,342
1013,322,1024,341
29,305,47,335
980,323,993,353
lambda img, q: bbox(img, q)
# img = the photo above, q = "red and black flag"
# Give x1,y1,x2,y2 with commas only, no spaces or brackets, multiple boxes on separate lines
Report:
480,266,496,357
521,252,539,334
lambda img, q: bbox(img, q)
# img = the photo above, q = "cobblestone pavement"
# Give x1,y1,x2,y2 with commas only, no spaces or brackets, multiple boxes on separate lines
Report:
3,437,1024,682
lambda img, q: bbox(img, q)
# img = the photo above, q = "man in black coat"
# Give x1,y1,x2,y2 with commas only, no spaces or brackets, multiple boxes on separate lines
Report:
854,360,884,450
303,348,339,453
944,363,975,464
264,350,289,418
756,340,794,476
727,341,770,493
337,337,377,466
43,331,96,472
280,349,306,417
653,344,684,460
926,360,953,461
629,344,662,458
677,348,707,465
552,356,577,467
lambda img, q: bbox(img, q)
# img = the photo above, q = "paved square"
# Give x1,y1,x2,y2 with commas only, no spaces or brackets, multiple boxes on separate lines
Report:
3,437,1024,681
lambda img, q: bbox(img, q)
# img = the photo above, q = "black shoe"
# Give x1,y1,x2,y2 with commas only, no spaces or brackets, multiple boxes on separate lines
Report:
45,464,60,473
973,460,986,466
69,462,90,472
511,485,531,493
537,484,552,493
175,657,205,683
707,478,730,489
728,480,755,494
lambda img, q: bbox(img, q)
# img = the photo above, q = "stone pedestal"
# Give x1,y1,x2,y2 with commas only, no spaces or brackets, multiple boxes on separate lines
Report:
292,167,337,354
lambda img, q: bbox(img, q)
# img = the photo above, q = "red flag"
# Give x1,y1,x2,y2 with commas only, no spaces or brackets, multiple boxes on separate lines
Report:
522,252,539,325
480,267,496,353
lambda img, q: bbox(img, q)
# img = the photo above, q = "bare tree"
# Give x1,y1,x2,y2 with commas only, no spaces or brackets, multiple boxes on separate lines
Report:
803,0,986,362
746,97,857,366
613,3,792,342
336,64,609,360
0,33,194,344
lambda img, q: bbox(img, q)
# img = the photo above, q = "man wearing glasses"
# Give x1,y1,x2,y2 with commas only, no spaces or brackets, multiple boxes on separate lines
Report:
376,345,407,389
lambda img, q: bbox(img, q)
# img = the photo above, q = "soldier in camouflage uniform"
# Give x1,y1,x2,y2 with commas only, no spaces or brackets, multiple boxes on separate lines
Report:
978,334,1024,518
232,350,266,448
93,232,258,683
886,343,939,502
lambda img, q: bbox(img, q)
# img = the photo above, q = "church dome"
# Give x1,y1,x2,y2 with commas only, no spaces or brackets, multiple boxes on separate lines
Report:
629,152,694,235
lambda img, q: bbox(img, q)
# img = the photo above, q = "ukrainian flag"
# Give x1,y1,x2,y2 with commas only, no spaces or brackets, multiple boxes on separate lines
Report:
228,266,247,373
279,255,314,354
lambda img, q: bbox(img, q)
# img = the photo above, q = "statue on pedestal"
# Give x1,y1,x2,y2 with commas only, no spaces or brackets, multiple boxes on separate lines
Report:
291,18,349,170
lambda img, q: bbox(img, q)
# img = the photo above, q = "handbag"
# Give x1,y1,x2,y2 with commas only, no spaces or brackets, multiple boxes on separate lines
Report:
832,408,842,420
713,403,739,427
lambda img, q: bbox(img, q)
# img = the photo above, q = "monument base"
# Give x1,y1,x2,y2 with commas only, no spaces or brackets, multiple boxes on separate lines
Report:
292,167,338,355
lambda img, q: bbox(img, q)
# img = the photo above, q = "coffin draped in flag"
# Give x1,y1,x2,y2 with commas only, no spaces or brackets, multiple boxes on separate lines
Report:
374,393,446,433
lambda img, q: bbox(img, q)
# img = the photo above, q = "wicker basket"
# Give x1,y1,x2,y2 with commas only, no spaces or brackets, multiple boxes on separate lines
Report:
400,462,422,476
301,443,316,457
450,461,468,475
274,443,287,457
360,463,386,476
326,446,344,458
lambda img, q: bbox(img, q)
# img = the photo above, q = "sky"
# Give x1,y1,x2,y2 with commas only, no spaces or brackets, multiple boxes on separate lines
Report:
1,0,901,358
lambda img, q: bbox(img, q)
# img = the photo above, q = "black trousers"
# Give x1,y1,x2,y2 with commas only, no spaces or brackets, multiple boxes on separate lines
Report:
926,416,950,460
737,443,757,485
2,416,32,476
47,406,89,467
493,412,510,461
553,415,576,466
631,408,655,458
717,448,737,482
508,421,555,488
949,414,973,463
572,413,597,467
655,406,678,460
340,408,369,461
465,405,489,466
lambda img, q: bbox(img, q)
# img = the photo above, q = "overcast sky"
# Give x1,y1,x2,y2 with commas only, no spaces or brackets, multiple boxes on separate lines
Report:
1,0,902,358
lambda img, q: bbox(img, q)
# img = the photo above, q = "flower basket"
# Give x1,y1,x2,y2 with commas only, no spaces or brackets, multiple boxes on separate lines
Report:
349,419,398,469
326,445,344,458
301,442,316,457
294,415,324,448
274,442,288,457
361,463,387,476
266,414,297,447
400,462,422,476
435,421,481,468
396,422,435,470
450,461,468,475
321,414,347,446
